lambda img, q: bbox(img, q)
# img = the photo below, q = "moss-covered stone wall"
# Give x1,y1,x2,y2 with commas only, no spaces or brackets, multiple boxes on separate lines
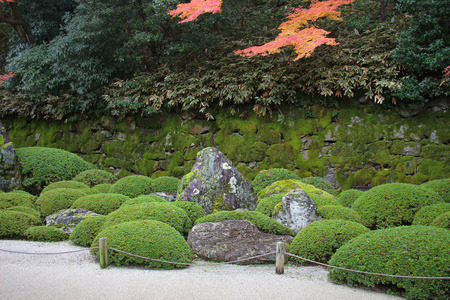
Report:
2,101,448,189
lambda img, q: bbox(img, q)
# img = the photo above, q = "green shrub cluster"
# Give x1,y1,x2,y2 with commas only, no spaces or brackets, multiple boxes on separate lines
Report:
0,211,41,238
338,189,363,208
421,178,450,203
151,176,181,194
5,206,40,218
413,203,450,226
289,220,369,264
24,226,69,242
103,202,189,233
195,211,295,236
328,226,450,300
92,220,192,269
252,169,300,194
71,193,129,215
170,201,205,231
351,183,443,229
16,147,96,194
109,175,153,198
255,194,284,217
36,188,87,217
73,169,117,187
300,177,336,195
431,212,450,229
91,183,113,194
120,195,166,208
70,216,107,247
41,181,90,195
317,205,362,223
0,192,36,209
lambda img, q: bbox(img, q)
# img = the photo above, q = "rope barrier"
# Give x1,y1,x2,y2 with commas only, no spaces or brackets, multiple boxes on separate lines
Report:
0,247,99,255
286,253,450,280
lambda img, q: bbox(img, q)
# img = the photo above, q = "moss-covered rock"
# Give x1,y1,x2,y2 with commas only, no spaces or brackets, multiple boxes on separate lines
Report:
431,212,450,229
91,220,192,269
252,168,301,194
120,195,166,207
24,226,69,242
421,178,450,203
413,203,450,226
151,176,181,194
36,188,87,217
0,211,41,238
41,181,90,195
72,169,117,187
0,192,36,209
71,193,129,215
328,226,450,300
109,175,153,198
317,205,362,223
289,220,369,264
338,189,363,208
70,216,106,247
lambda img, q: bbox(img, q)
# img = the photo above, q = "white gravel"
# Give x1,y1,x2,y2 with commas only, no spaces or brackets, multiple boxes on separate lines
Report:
0,240,403,300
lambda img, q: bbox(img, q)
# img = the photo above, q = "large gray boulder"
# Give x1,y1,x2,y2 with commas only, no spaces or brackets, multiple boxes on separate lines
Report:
46,208,101,233
0,123,21,191
273,189,322,234
177,147,256,214
188,220,293,264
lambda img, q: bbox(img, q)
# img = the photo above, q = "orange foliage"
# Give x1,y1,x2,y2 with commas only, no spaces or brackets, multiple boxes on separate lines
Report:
0,72,13,84
0,0,15,3
169,0,222,23
235,0,355,60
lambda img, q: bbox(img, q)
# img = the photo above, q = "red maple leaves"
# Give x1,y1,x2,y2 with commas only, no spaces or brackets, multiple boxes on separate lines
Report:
169,0,222,23
0,72,13,84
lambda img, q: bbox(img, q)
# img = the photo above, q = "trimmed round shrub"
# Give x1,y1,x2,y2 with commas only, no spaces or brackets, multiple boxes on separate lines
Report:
255,194,284,217
300,177,337,195
73,169,117,187
289,220,369,264
41,181,90,195
103,202,189,233
252,168,300,194
351,183,443,229
421,178,450,203
317,205,362,223
120,195,166,208
91,220,192,269
195,211,295,236
431,212,450,229
338,189,364,208
258,180,340,207
0,192,36,209
71,193,130,215
5,206,40,218
70,216,106,247
16,147,96,194
328,226,450,300
170,201,205,231
91,183,113,194
109,175,153,198
151,176,181,194
0,211,41,238
24,226,69,242
36,188,87,217
413,203,450,225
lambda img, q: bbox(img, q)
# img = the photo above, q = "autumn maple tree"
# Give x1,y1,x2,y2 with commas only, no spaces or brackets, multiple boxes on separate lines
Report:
169,0,355,60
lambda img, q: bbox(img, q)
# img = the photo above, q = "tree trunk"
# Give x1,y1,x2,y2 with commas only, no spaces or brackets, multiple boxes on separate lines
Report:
0,2,35,44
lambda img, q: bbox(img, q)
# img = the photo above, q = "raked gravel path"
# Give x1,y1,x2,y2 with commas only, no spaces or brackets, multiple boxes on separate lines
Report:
0,240,403,300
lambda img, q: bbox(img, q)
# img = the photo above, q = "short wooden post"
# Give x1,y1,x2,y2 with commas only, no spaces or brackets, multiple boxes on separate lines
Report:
99,237,109,268
275,242,285,274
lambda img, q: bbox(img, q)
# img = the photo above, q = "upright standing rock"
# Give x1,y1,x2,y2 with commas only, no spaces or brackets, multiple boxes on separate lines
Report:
273,189,322,234
177,147,256,214
0,123,21,191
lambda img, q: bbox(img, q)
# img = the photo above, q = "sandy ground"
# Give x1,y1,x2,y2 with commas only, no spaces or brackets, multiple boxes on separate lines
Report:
0,240,403,300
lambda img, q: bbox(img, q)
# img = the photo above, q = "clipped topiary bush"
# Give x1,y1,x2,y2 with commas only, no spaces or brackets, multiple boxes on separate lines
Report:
431,212,450,229
16,147,96,194
413,203,450,226
328,226,450,300
170,201,205,231
36,188,87,217
120,195,166,208
352,183,443,229
70,216,106,247
5,206,40,218
252,168,300,194
300,177,337,195
255,194,284,217
289,220,369,264
24,226,69,242
195,211,295,236
103,202,189,233
71,193,129,215
92,220,192,269
317,205,362,223
151,176,181,194
41,181,90,195
338,189,364,208
0,211,41,238
91,183,112,194
109,175,153,198
73,169,117,187
421,178,450,203
0,192,36,209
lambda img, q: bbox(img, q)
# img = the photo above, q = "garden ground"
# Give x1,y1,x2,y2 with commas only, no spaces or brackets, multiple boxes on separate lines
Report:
0,240,403,300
